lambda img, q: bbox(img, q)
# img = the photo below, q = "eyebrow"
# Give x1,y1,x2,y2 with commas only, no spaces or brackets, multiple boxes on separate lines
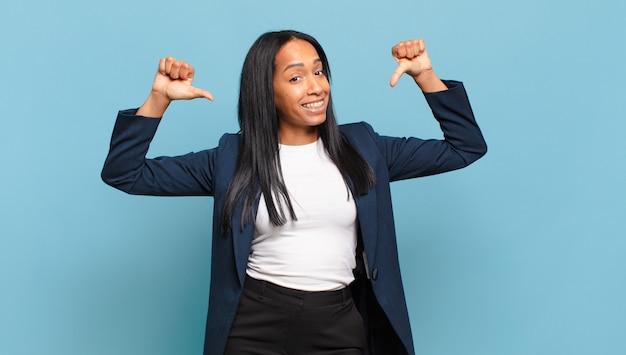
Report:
282,58,322,73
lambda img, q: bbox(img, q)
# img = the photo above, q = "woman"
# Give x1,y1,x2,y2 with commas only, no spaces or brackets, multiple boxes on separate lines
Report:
102,30,487,355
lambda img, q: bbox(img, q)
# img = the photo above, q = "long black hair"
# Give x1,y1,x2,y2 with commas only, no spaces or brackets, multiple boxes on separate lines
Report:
221,30,376,233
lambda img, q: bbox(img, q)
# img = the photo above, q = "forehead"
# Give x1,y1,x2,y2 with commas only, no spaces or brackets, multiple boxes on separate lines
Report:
274,39,321,68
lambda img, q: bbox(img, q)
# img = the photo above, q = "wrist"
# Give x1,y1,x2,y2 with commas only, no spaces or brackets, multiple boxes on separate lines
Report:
412,69,447,93
137,91,171,118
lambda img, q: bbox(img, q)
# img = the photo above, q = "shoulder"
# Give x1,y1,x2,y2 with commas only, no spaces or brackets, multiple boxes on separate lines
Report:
211,133,241,188
216,133,240,151
218,132,240,143
210,133,241,168
338,122,387,164
339,121,377,140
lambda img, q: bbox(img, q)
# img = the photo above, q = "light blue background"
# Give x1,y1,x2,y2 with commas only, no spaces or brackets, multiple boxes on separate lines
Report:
1,1,625,354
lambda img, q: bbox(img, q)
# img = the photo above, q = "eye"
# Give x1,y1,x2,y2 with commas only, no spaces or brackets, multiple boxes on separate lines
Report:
289,76,302,83
315,69,325,76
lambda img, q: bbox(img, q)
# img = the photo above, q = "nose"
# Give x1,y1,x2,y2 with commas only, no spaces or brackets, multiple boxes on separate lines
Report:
307,75,323,95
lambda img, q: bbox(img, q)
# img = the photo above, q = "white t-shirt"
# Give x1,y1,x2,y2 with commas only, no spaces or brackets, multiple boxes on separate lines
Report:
246,138,358,291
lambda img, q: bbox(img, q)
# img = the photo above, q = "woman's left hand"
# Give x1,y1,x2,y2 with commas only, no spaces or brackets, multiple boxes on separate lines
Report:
389,39,446,92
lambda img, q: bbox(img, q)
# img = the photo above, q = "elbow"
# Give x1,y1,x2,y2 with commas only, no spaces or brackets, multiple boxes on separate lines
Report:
478,141,488,158
100,165,134,193
472,141,488,163
100,162,117,187
462,141,488,167
100,167,122,191
471,133,488,161
100,168,115,188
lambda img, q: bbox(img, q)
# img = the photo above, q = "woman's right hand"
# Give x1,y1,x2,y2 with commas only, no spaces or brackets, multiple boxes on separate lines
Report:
137,57,214,118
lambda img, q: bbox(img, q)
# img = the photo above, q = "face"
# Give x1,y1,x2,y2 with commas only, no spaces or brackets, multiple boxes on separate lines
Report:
273,39,330,145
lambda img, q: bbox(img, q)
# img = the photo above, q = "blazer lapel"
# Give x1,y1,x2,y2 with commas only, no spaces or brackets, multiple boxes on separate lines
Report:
354,186,378,274
345,172,378,276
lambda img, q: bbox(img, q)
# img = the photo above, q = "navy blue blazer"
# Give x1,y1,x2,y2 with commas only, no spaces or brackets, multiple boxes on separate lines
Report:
102,80,487,354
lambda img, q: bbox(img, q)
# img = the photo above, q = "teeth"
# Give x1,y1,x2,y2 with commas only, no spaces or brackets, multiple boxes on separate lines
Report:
303,100,324,109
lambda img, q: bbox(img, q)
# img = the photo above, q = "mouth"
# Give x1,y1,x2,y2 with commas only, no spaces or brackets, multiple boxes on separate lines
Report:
301,99,325,110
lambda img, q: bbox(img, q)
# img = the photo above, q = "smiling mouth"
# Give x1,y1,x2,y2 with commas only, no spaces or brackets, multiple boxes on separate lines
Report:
302,100,324,109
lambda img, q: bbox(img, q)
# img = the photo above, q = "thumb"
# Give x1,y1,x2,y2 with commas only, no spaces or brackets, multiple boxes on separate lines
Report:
189,86,215,101
389,64,406,87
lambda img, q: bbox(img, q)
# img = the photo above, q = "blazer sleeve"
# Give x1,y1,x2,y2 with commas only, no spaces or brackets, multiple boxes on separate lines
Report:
368,80,487,181
101,109,217,196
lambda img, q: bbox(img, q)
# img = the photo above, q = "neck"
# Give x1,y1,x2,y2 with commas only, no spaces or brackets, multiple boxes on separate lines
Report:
278,129,319,146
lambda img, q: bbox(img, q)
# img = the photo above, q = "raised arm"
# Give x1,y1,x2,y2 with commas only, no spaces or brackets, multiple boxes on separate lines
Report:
101,58,217,196
364,39,487,181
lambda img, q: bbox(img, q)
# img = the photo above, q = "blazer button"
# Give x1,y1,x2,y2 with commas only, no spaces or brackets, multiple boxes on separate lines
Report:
372,268,378,280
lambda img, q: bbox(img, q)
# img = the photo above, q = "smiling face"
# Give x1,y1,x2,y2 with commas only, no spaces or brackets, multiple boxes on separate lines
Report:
273,39,330,145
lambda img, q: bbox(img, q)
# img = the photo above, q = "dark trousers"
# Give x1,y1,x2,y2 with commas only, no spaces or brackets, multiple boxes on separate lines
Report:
224,276,366,355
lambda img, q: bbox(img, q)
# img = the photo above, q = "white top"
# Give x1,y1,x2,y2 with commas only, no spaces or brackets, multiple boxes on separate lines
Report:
246,139,358,291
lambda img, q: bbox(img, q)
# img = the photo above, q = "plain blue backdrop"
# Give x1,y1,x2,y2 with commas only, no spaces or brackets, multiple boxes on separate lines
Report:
1,0,625,354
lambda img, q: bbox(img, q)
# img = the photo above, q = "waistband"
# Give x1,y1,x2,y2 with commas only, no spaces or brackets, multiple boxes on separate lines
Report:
243,275,352,307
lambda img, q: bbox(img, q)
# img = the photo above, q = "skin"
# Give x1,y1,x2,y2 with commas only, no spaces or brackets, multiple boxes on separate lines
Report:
136,57,213,118
389,39,447,92
136,38,448,126
272,39,330,145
